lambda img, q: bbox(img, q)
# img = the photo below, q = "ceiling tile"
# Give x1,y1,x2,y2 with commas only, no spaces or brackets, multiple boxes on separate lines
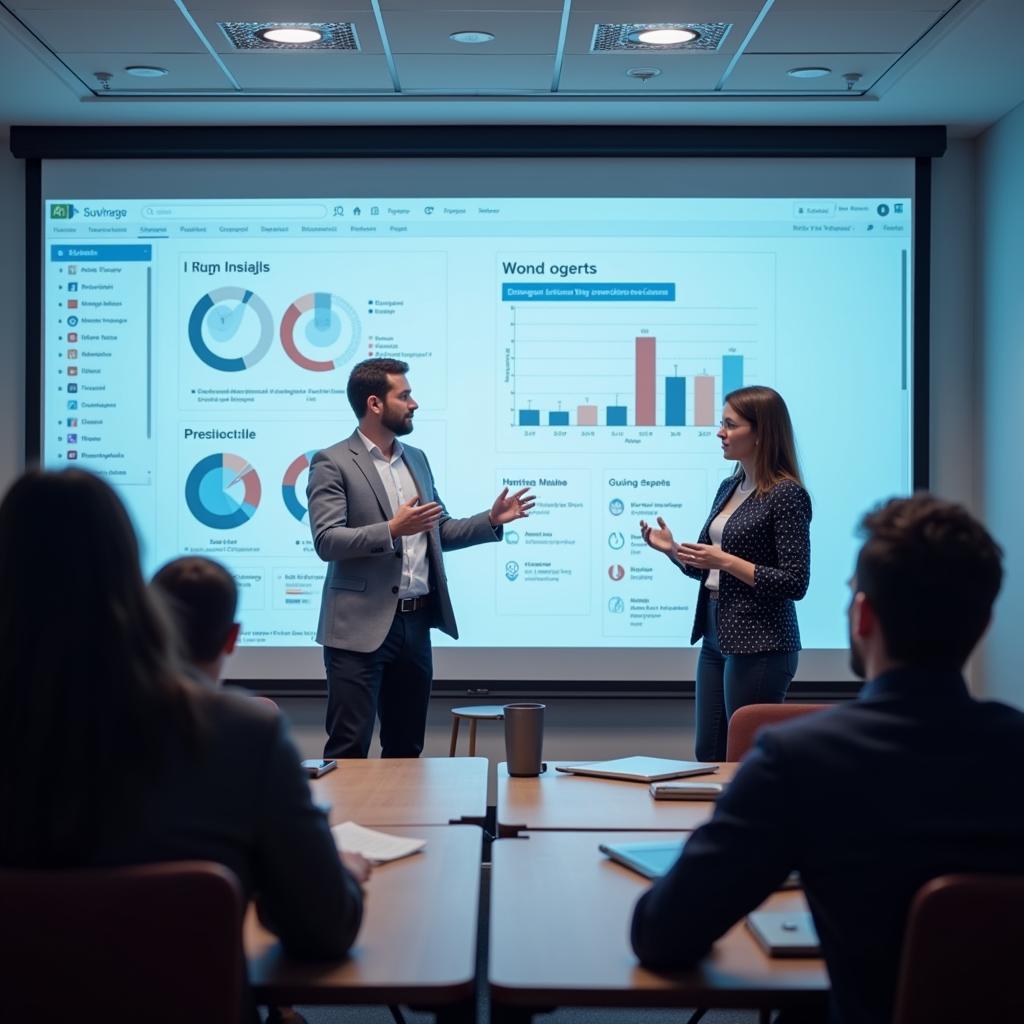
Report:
15,9,204,52
378,0,565,10
58,51,236,91
558,52,731,91
722,52,903,91
220,51,396,90
384,11,563,54
395,53,555,90
569,0,767,9
769,0,950,11
748,9,943,52
564,9,758,55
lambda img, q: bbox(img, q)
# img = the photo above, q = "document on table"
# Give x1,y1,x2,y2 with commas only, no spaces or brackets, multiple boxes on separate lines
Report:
331,821,426,863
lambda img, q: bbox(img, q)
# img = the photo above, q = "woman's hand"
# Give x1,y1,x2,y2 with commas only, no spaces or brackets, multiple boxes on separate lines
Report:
640,516,676,555
675,543,733,572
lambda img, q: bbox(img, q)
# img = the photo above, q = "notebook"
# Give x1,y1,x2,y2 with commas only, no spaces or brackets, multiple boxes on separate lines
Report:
599,838,687,879
555,756,719,783
331,822,426,863
745,911,821,957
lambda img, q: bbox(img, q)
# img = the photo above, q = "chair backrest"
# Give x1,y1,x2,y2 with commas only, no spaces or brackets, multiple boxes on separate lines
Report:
725,702,830,761
892,873,1024,1024
0,860,244,1023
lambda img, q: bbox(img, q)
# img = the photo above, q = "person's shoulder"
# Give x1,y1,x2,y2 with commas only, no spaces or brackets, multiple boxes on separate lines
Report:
192,685,282,748
314,432,359,461
766,478,811,513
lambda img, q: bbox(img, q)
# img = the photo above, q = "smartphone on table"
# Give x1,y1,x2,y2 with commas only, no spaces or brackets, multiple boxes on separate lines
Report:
301,758,337,778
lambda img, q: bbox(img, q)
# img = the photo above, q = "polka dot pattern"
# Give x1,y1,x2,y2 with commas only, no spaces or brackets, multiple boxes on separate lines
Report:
683,476,812,654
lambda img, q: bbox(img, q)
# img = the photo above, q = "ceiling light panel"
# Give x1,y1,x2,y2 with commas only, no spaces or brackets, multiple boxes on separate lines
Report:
219,21,359,51
592,23,731,52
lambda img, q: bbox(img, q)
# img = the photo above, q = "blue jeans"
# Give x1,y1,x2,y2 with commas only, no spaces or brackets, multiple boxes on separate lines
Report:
694,597,799,762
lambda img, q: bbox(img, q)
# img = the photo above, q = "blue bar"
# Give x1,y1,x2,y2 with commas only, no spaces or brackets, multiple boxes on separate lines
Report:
666,377,686,426
548,411,570,426
519,410,541,426
502,282,675,302
50,244,152,262
723,355,744,398
606,406,628,426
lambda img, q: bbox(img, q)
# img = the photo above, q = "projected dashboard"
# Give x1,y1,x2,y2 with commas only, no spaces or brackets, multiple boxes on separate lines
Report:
40,190,913,673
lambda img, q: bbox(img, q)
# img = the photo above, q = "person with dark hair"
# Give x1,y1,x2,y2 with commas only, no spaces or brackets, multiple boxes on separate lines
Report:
309,357,535,758
641,385,811,760
152,555,240,686
631,494,1024,1024
0,469,367,1018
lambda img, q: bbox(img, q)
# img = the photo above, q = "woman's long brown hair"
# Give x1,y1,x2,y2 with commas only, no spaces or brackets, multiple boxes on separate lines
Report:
724,385,804,494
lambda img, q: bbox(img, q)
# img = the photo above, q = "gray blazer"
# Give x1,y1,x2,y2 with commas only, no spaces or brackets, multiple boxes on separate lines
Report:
307,430,500,652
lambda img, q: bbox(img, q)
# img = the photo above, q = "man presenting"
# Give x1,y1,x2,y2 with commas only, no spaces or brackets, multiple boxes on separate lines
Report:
308,358,534,758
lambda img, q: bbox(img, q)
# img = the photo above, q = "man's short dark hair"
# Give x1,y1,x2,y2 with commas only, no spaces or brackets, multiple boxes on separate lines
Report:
855,494,1003,669
347,358,410,419
151,557,238,665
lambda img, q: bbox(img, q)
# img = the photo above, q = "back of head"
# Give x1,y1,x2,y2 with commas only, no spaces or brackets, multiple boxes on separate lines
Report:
856,494,1003,670
346,357,409,419
723,385,803,492
0,469,195,867
152,556,238,668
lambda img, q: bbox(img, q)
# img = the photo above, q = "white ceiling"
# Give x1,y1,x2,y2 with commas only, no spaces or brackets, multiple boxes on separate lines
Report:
1,0,1023,136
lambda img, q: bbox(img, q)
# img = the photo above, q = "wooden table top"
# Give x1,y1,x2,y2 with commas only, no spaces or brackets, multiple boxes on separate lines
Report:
495,761,740,837
489,831,828,1009
312,756,488,827
246,825,481,1005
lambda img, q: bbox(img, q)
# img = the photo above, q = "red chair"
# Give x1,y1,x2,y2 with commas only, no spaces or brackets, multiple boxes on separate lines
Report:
725,702,830,761
892,873,1024,1023
0,860,243,1023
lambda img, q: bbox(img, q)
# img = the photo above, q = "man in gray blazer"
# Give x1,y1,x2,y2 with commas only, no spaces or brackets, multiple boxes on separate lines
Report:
308,358,534,758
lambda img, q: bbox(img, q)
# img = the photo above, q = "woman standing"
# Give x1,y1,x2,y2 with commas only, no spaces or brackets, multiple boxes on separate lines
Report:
641,386,810,761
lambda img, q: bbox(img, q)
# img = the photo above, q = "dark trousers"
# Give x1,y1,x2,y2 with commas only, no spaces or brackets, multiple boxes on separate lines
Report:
694,597,798,762
323,605,434,759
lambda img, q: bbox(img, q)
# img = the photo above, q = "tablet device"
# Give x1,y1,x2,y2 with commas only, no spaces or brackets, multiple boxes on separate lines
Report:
599,838,687,879
745,911,821,957
555,756,719,783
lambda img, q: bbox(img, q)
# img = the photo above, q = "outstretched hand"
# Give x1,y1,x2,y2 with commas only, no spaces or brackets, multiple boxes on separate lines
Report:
489,486,536,526
640,516,676,555
389,497,443,538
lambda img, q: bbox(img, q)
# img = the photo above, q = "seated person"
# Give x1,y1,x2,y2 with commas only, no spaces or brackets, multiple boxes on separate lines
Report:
151,555,241,687
0,469,368,1021
631,494,1024,1024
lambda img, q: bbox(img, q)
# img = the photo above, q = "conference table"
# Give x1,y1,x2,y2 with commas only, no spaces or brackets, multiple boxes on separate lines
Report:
489,831,829,1023
312,755,488,827
495,760,740,837
246,824,481,1023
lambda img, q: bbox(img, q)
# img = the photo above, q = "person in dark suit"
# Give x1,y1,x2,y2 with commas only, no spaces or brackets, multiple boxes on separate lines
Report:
308,357,535,759
631,493,1024,1024
641,385,811,760
0,469,366,1021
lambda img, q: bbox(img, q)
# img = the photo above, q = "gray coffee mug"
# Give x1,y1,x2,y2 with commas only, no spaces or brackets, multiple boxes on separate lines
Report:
503,702,546,776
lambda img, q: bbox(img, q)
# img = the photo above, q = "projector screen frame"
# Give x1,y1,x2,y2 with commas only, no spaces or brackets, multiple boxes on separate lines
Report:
15,124,944,698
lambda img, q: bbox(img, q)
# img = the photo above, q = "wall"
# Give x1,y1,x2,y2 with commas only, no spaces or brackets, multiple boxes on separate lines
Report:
976,100,1024,710
0,137,24,492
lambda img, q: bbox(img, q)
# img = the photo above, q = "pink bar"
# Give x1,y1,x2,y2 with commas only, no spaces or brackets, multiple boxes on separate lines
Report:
695,375,715,426
635,337,656,426
577,405,598,426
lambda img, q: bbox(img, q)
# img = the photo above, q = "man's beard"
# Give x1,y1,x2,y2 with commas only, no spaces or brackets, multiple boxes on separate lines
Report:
382,409,414,436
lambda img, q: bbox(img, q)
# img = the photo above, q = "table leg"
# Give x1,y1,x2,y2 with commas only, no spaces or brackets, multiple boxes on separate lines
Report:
469,719,478,757
449,717,460,757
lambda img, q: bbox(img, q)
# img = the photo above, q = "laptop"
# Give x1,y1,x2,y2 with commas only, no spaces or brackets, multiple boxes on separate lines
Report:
599,838,687,879
555,756,719,783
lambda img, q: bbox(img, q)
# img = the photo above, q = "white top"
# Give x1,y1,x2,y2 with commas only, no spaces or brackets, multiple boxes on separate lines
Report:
704,475,755,591
358,430,430,599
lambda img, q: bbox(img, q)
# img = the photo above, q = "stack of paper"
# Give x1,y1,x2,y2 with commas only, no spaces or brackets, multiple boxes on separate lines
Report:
331,821,426,863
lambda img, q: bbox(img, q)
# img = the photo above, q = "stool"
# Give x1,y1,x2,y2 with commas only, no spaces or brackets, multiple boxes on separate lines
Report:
449,705,505,757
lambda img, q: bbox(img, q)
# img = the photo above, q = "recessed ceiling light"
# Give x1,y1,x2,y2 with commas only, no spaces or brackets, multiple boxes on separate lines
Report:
258,26,323,45
124,65,168,78
630,27,699,45
626,67,661,81
449,31,495,44
787,67,831,79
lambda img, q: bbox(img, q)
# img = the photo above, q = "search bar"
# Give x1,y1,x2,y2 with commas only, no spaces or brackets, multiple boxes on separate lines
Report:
142,204,328,220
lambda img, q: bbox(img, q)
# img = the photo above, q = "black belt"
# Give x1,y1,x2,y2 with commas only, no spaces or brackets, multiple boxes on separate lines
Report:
397,594,430,613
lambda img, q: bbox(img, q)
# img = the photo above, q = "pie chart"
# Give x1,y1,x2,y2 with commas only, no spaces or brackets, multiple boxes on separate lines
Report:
279,291,360,372
282,450,318,523
185,453,262,530
188,287,274,372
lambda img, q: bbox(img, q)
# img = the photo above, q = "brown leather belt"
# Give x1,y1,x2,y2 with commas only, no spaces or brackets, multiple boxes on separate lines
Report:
397,594,430,613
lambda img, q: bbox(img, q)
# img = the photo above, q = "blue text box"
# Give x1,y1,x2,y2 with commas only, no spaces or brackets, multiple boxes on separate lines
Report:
502,282,675,302
51,245,152,262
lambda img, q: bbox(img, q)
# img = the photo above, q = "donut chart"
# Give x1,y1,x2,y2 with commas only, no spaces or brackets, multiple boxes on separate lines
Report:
188,287,274,372
280,291,360,372
282,450,317,523
185,453,262,530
